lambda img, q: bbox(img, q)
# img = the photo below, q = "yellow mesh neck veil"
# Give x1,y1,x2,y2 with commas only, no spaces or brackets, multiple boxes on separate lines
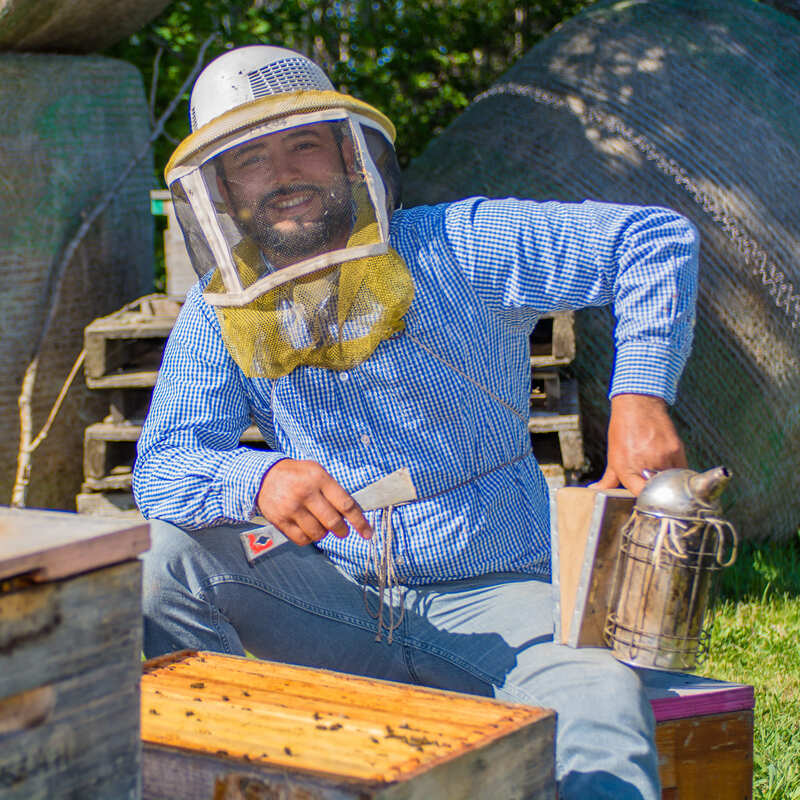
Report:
206,190,414,378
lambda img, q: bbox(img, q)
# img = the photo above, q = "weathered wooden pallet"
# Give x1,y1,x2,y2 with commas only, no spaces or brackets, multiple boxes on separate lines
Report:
140,651,556,800
528,378,585,471
530,311,575,368
82,421,268,484
76,489,143,519
539,462,566,493
106,387,154,424
83,421,141,481
530,369,561,411
83,294,183,389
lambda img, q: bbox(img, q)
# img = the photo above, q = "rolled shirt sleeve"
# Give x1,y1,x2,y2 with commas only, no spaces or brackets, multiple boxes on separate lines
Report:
441,197,698,403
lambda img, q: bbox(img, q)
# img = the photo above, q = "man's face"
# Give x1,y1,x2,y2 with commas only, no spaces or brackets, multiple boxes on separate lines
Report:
216,121,356,267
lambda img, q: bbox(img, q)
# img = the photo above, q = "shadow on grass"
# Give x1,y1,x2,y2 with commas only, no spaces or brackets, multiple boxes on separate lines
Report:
718,529,800,602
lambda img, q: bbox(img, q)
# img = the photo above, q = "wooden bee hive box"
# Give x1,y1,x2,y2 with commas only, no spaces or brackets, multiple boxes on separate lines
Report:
141,651,556,799
0,507,149,799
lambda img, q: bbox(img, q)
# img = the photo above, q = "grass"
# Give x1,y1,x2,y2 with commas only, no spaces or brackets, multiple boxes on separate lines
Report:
697,532,800,800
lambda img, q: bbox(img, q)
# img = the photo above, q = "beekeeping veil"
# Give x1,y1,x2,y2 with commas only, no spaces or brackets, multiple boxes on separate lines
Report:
165,45,413,377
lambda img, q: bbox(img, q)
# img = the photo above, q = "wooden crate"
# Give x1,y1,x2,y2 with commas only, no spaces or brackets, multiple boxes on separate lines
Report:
140,651,556,799
83,294,183,390
0,507,149,799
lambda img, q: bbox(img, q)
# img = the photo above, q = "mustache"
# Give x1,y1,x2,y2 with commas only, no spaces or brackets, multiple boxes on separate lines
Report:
260,183,324,208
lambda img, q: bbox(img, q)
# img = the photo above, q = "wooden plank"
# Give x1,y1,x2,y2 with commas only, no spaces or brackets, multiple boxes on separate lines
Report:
0,507,148,583
556,429,585,471
82,469,134,492
655,710,753,800
553,487,597,645
141,652,556,799
86,369,161,390
0,660,141,800
569,490,634,648
639,669,755,722
552,487,635,647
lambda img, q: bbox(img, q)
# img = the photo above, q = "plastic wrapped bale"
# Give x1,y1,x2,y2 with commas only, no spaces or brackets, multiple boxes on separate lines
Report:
0,53,154,510
0,0,171,53
403,0,800,541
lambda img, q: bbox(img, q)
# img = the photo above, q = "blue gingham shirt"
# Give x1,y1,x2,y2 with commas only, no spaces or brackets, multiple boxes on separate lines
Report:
133,197,698,584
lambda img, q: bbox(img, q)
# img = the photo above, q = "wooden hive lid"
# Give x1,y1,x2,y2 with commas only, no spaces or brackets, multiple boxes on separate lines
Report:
0,506,149,582
141,651,554,786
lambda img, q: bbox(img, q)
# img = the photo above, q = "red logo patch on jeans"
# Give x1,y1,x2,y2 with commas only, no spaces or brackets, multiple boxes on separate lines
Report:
246,532,274,555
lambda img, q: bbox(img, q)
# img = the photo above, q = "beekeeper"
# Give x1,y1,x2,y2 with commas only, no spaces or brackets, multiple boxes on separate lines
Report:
134,44,697,800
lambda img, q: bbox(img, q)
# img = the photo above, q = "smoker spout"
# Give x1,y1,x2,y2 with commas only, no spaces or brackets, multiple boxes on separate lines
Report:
688,466,731,505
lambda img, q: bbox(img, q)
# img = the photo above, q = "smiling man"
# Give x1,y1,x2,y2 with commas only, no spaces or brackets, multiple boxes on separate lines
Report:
215,122,359,267
134,45,698,800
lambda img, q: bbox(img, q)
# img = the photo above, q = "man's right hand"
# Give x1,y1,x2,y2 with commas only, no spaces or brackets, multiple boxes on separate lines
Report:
256,459,373,546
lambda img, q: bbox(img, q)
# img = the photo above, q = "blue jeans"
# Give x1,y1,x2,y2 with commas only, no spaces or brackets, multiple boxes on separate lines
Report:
142,520,660,799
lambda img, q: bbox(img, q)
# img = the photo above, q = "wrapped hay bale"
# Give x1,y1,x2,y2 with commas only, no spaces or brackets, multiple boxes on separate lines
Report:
404,0,800,540
0,0,171,53
0,53,153,509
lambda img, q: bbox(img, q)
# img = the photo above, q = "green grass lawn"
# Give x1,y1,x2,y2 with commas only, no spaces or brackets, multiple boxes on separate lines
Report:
698,533,800,800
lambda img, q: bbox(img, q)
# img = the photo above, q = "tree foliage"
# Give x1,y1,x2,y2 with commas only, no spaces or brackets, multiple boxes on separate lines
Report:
105,0,591,176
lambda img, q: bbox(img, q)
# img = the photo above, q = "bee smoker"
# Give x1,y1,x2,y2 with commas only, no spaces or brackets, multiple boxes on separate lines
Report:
604,467,738,671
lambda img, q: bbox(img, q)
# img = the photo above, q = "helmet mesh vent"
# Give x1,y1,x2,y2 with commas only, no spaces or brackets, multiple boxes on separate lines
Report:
247,57,334,98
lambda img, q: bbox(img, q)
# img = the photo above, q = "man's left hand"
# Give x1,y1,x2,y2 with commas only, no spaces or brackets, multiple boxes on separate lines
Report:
591,393,687,495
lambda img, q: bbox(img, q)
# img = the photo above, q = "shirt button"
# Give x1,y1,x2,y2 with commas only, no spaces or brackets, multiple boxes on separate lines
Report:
360,433,370,446
339,372,349,382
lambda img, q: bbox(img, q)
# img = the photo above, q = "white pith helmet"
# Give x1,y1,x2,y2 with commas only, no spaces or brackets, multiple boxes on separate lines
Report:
189,45,336,132
164,44,404,310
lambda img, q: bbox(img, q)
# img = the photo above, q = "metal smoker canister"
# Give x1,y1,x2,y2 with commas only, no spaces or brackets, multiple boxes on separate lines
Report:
604,467,738,671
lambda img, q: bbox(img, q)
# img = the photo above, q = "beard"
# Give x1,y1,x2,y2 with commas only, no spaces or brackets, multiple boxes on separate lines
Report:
242,177,355,266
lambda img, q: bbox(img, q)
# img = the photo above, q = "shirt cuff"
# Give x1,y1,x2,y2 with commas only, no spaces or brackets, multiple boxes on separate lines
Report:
609,340,685,405
219,448,289,522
